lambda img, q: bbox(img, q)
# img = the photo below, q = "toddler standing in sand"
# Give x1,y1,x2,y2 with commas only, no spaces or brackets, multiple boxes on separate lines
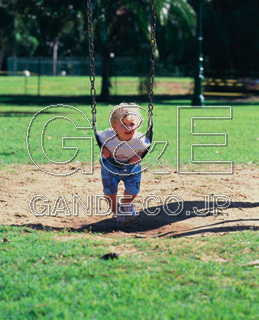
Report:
98,103,150,223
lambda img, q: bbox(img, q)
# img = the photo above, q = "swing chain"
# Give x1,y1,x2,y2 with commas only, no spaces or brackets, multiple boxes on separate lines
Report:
86,0,97,116
87,0,156,119
148,0,157,117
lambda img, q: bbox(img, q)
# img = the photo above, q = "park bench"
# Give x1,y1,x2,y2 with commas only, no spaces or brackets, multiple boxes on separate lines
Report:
203,77,259,97
203,78,246,97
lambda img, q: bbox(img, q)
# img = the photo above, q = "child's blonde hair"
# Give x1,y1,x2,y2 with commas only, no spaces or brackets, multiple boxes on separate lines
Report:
109,103,143,128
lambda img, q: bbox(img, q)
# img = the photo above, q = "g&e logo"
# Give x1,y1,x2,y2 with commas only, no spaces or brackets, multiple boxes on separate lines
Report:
26,104,233,176
26,104,168,176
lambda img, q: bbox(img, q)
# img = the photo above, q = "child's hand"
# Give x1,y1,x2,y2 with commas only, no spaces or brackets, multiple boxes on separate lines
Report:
101,146,112,158
129,155,142,164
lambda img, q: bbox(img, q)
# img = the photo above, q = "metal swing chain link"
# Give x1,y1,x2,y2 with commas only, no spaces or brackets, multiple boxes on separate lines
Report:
148,0,157,117
86,0,97,117
87,0,156,119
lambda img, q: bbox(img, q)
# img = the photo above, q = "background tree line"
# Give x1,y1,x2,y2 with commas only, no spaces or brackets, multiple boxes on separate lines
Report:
0,0,258,98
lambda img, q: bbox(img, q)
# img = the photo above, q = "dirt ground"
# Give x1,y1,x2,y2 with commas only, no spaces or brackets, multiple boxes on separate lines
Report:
0,163,258,238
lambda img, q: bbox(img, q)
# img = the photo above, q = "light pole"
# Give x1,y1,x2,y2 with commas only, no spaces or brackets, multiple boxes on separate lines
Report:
192,0,205,106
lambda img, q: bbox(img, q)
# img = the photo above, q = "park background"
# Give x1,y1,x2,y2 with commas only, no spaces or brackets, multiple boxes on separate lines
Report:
0,0,258,99
1,1,259,319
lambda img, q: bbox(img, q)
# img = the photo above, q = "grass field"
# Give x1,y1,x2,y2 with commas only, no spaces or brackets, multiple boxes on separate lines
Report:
1,226,259,319
0,100,258,166
1,78,259,319
0,76,193,96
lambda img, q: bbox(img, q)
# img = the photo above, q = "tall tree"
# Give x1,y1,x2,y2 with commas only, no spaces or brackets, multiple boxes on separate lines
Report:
156,0,196,75
188,0,259,77
0,2,14,70
88,0,195,101
12,0,85,74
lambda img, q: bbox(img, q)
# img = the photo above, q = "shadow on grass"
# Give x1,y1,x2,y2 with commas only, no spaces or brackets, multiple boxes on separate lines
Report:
0,95,93,106
0,152,17,156
0,94,190,106
12,200,259,238
0,111,64,117
1,94,258,107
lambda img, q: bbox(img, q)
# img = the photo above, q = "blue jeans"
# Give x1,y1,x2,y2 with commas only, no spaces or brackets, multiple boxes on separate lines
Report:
100,157,142,195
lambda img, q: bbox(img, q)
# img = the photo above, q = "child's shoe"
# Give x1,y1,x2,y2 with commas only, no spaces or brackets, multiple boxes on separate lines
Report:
117,203,138,224
112,203,126,223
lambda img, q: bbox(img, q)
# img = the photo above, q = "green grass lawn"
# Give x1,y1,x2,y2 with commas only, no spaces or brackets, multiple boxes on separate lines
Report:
0,76,193,96
1,83,259,319
1,226,259,319
0,100,258,166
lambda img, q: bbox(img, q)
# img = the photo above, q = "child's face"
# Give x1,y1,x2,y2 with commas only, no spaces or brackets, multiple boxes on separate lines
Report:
112,115,138,141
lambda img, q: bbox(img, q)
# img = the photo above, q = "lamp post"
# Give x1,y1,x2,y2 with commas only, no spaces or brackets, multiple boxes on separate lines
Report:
192,0,205,106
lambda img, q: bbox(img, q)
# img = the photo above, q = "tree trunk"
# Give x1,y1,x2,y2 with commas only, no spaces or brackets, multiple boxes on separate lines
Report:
13,18,17,73
100,44,110,101
0,45,4,71
52,39,59,76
